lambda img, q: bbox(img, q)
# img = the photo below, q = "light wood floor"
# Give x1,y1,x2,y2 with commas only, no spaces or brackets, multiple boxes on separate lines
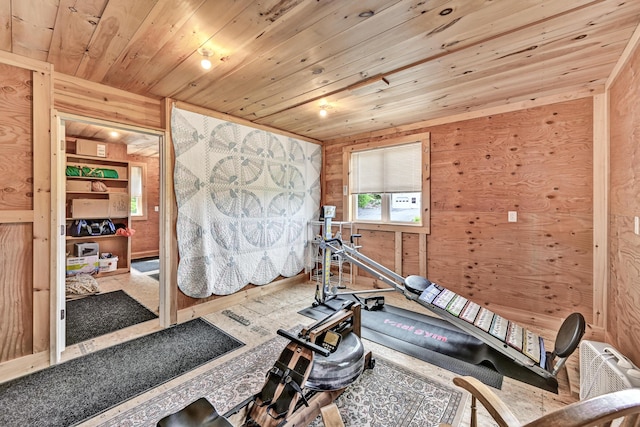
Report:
62,273,578,426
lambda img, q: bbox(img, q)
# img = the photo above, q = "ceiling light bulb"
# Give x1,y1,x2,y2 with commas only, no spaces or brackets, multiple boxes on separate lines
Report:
201,58,212,70
319,108,328,118
109,131,119,138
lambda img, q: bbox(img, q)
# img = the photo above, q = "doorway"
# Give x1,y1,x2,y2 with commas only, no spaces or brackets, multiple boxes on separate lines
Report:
54,113,167,358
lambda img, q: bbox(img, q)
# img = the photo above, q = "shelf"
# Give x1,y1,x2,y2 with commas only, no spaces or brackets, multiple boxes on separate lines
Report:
66,234,128,241
66,153,129,164
66,190,128,195
65,146,131,277
66,176,128,182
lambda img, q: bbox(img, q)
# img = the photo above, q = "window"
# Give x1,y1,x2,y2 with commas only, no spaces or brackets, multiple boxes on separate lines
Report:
345,133,429,230
130,163,147,220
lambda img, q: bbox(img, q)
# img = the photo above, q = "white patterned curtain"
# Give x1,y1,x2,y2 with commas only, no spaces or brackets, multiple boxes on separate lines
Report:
170,107,322,297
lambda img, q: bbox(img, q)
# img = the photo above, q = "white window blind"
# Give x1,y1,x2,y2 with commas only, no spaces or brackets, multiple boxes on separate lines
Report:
350,142,421,193
131,166,143,197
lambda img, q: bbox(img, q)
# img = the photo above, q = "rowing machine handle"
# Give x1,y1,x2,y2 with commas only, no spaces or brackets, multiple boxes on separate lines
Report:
323,237,343,246
277,329,331,357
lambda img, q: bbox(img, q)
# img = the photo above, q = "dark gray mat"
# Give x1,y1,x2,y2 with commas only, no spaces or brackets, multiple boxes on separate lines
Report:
0,318,244,427
300,298,503,389
150,272,160,281
66,290,158,345
131,257,159,273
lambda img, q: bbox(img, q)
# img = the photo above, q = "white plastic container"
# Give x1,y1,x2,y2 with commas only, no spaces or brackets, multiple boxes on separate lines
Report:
99,256,118,272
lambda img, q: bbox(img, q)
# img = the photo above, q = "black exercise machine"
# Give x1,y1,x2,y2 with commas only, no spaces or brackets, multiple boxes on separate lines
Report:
312,205,585,393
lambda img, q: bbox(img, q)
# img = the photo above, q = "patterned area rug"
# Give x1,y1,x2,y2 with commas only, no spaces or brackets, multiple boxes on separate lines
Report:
97,327,466,426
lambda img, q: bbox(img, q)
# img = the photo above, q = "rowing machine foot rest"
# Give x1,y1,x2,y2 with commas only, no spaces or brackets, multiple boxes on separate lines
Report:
156,397,233,427
364,296,384,311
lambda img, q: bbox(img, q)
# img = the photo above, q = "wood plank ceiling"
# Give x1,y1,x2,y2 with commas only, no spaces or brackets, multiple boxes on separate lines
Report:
3,0,640,142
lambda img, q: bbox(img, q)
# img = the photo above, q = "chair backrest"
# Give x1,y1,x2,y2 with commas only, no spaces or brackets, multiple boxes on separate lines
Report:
452,376,640,427
523,387,640,427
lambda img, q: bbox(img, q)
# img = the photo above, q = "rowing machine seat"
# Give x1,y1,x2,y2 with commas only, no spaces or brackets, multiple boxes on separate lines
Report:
404,275,432,295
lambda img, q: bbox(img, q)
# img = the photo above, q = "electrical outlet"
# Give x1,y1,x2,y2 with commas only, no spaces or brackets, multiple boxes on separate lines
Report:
508,211,517,223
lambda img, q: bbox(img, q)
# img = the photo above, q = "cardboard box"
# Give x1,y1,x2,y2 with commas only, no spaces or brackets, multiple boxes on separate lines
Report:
66,180,92,192
76,139,107,158
74,242,99,257
71,198,110,219
109,193,130,218
66,255,99,276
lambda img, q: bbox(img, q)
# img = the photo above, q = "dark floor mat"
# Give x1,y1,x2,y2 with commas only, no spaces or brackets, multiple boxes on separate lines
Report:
131,257,159,273
66,290,158,345
0,319,244,427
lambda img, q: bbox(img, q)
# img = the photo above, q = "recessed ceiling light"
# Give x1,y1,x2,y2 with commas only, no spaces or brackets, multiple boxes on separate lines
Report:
109,131,119,138
312,67,324,75
359,10,375,18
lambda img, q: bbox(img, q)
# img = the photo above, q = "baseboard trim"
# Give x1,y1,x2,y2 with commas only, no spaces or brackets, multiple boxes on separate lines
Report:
131,250,159,260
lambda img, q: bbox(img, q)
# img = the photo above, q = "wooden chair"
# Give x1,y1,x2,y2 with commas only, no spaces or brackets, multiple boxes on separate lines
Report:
448,376,640,427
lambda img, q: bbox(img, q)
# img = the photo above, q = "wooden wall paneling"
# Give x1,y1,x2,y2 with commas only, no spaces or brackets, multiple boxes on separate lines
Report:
428,211,593,319
0,63,34,211
608,33,640,364
608,216,640,363
592,94,609,328
0,58,48,362
0,224,33,362
394,232,402,275
401,233,420,277
0,0,10,51
53,72,163,130
32,68,52,353
419,233,427,277
356,229,396,282
130,154,160,259
327,98,594,328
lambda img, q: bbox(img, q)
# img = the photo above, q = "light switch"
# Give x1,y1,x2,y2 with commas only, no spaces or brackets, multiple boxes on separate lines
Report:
508,211,517,223
154,206,159,212
635,216,639,235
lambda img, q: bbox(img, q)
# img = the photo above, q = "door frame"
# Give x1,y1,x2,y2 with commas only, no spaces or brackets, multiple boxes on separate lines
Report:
51,112,169,361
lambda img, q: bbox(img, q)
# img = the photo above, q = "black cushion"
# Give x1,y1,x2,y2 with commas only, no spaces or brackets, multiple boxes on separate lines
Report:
156,397,233,427
404,275,432,295
554,312,586,358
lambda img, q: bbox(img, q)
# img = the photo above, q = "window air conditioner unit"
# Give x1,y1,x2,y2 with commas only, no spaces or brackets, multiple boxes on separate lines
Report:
579,340,640,400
